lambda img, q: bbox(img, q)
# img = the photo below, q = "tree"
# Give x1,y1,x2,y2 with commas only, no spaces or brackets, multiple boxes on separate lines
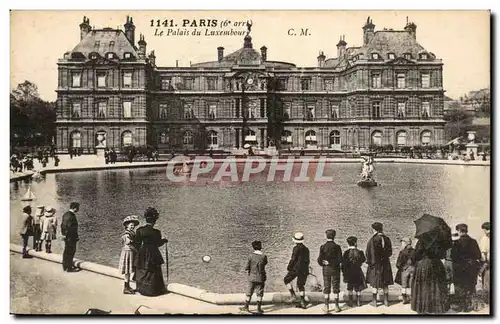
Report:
444,108,473,140
11,80,40,102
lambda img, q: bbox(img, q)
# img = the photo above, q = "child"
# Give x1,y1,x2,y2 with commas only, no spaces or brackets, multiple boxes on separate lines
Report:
40,207,58,253
19,206,34,259
284,232,310,309
394,237,415,304
240,240,268,314
317,229,343,313
118,215,140,294
342,236,367,307
33,205,45,252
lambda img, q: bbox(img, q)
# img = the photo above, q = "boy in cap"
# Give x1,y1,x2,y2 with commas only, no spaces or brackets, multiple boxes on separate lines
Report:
342,236,367,307
394,237,416,304
317,229,343,313
365,222,393,307
284,232,310,309
451,223,481,311
240,240,268,314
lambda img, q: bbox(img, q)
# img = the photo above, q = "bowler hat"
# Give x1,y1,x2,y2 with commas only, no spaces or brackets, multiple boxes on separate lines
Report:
144,207,159,221
252,240,262,250
371,222,383,232
481,222,490,231
346,236,358,246
123,215,140,227
293,232,304,243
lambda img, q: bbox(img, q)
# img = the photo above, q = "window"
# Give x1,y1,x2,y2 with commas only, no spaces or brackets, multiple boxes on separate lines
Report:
420,53,428,60
371,131,383,146
324,79,334,91
183,78,194,90
331,105,339,120
397,131,407,147
106,53,114,59
97,102,106,118
161,78,172,90
124,52,131,59
388,53,395,60
260,98,266,118
235,99,240,118
421,131,432,146
421,73,430,88
159,103,168,120
208,104,217,120
71,102,81,118
371,73,381,88
123,72,132,88
397,102,406,118
372,53,380,60
71,72,81,88
281,130,293,144
123,101,132,118
208,131,218,147
305,130,317,146
184,104,193,120
397,73,406,89
404,53,412,60
71,132,81,148
249,102,257,119
159,131,169,144
122,131,133,147
301,78,310,91
207,78,216,90
109,41,115,51
284,103,291,119
97,73,106,88
306,105,315,120
245,130,257,143
421,101,431,118
278,78,288,90
330,130,341,146
371,101,381,119
94,41,100,49
183,130,194,145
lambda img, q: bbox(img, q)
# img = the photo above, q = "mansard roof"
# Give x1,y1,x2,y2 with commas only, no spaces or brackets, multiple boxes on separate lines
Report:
356,30,430,58
69,28,139,59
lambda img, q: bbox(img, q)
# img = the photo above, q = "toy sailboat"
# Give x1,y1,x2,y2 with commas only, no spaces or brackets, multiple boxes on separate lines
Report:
21,185,36,201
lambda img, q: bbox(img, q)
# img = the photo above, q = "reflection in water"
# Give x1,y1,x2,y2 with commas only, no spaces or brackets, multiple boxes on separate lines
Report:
10,164,490,293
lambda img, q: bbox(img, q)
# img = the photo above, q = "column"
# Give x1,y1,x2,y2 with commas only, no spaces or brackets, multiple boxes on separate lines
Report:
260,128,265,148
263,128,268,147
235,128,240,149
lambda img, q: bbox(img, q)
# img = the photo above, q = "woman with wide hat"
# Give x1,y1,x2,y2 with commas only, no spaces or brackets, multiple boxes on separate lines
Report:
118,215,140,294
40,207,58,253
134,207,168,297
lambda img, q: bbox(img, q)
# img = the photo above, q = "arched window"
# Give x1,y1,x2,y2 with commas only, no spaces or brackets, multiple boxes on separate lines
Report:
329,130,341,147
122,131,133,147
396,131,407,147
371,131,383,146
421,130,432,146
71,132,81,148
281,130,292,144
159,130,169,144
208,130,218,147
305,130,317,146
183,130,194,145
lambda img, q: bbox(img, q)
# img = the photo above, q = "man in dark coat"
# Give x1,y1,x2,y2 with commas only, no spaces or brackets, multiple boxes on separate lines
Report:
317,229,343,313
61,202,80,272
450,223,481,312
365,222,393,307
240,240,268,314
284,232,310,309
394,237,416,304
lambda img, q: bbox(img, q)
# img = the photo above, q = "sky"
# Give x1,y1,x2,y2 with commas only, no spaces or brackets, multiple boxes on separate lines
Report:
10,10,490,102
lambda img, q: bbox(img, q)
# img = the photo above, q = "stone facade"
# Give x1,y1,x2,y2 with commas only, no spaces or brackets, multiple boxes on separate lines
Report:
56,16,446,153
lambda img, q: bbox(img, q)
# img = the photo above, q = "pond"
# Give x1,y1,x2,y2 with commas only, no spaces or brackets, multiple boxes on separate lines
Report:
10,162,490,293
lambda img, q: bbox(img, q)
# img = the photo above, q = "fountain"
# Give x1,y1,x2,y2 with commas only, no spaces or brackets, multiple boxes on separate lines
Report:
357,154,378,187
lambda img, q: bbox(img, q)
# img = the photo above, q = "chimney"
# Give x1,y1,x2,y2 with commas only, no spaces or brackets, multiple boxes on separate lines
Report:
124,16,135,45
217,47,224,62
336,35,347,58
317,51,326,67
404,17,417,40
362,16,375,45
260,46,267,61
79,16,91,40
148,50,156,66
138,34,147,58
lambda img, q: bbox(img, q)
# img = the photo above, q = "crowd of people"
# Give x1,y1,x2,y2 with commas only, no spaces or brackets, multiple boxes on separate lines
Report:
11,147,60,173
18,203,490,315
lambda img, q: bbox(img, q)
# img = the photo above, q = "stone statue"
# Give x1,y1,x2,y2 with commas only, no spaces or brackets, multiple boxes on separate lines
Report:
246,20,253,36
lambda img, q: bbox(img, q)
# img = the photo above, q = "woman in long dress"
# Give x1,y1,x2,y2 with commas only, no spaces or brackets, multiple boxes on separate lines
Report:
135,207,168,297
411,234,450,314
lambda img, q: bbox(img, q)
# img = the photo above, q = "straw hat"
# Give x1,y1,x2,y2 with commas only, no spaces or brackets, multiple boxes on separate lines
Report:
45,207,56,215
293,232,304,243
123,215,140,227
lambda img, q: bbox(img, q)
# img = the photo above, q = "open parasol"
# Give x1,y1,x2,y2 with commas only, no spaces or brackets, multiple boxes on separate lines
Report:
414,213,452,250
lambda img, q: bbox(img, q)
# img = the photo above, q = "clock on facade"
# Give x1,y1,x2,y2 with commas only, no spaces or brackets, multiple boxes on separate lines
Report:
246,78,254,85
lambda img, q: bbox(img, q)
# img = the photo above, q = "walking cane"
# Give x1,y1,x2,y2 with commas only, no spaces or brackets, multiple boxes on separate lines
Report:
165,241,169,284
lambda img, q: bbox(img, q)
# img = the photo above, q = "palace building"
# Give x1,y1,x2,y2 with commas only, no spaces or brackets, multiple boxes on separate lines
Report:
55,16,445,153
